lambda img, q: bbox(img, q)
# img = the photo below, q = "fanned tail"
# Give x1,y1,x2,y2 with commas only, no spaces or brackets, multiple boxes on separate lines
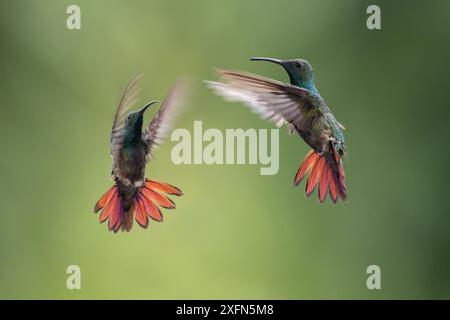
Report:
293,149,347,203
93,179,183,233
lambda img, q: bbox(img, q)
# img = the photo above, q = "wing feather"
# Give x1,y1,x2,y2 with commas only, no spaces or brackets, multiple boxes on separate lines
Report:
205,69,324,134
110,74,143,163
111,74,143,137
142,78,188,158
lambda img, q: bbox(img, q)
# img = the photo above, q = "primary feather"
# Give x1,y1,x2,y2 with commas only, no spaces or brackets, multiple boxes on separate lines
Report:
143,78,189,158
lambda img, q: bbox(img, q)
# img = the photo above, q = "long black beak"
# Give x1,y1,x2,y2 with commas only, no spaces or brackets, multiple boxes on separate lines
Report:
138,100,157,116
249,57,286,66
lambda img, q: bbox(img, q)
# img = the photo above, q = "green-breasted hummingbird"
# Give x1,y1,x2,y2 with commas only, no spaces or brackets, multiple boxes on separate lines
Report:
94,75,187,232
206,57,347,203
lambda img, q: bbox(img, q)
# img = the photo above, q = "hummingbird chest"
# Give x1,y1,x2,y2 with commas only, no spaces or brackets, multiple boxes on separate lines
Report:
113,142,147,186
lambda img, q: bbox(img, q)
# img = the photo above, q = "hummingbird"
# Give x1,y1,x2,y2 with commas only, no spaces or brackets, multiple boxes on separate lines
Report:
206,57,347,203
94,75,187,232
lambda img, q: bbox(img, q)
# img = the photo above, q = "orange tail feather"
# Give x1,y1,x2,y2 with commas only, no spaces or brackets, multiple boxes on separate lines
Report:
94,185,116,213
293,150,318,186
318,163,330,203
134,197,149,228
306,156,326,196
145,179,183,196
99,188,118,223
108,193,123,232
294,149,347,203
328,167,338,203
142,187,175,209
93,179,182,232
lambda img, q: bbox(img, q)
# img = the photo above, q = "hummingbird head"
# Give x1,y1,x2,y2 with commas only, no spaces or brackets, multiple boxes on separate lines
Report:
123,100,157,139
249,57,314,88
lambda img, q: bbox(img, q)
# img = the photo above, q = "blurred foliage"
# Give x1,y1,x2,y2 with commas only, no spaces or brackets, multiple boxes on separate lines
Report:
0,0,449,299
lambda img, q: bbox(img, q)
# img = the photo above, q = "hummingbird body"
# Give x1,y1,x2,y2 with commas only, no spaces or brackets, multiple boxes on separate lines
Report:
94,76,186,232
112,126,147,187
206,57,348,202
113,145,146,211
274,58,346,156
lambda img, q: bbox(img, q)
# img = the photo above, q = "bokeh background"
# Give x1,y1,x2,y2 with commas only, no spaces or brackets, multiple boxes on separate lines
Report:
1,0,449,299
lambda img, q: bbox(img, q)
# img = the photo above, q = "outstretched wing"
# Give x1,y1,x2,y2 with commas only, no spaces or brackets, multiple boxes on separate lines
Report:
110,74,143,152
142,78,188,159
205,69,325,134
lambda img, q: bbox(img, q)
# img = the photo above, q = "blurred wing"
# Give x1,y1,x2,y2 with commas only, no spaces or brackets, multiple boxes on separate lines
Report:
110,74,143,152
142,78,188,159
205,69,324,133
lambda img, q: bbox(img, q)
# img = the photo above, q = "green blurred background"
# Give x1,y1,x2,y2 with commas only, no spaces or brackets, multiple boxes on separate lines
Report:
1,0,449,299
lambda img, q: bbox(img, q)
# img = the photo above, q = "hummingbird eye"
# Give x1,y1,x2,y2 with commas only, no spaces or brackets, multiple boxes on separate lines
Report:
296,62,302,69
126,114,131,120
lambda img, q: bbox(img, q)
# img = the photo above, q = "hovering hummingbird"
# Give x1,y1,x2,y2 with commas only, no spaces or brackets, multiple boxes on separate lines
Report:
94,75,187,232
206,57,347,203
